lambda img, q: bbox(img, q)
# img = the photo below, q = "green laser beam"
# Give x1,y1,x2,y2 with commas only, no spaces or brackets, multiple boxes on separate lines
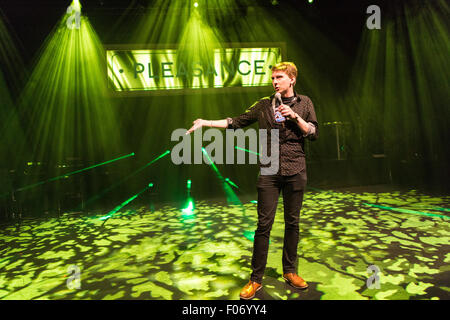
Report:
225,178,239,189
2,153,135,197
202,147,241,206
363,203,450,219
408,205,450,212
235,146,260,156
201,147,224,180
81,150,170,208
201,147,218,170
306,186,449,220
100,182,153,221
145,150,171,167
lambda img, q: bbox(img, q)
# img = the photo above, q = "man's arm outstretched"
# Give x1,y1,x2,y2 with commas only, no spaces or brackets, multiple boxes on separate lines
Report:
185,119,228,135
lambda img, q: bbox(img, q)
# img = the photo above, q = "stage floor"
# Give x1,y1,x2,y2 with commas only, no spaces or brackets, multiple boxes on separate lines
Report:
0,185,449,300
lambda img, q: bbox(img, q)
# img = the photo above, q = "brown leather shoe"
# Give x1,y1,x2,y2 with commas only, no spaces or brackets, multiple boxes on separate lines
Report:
283,273,309,289
239,280,262,300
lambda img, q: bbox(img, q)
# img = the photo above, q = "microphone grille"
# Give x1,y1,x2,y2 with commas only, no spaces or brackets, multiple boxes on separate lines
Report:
275,92,281,99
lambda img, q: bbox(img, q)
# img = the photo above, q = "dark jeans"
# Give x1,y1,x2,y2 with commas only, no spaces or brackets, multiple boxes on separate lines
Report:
250,172,307,284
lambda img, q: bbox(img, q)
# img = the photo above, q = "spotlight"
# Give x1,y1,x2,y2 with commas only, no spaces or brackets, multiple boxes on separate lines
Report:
194,2,198,7
72,0,81,12
187,179,192,191
182,179,195,216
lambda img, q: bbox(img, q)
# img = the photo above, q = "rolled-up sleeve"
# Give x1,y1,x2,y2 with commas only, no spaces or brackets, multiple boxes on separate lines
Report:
304,98,319,141
227,100,261,129
302,122,317,138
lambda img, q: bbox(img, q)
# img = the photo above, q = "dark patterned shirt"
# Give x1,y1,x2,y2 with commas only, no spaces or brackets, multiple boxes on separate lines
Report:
227,92,318,176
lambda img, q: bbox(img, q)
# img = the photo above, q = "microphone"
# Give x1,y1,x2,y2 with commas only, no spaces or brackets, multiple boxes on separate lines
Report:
275,92,282,104
274,92,285,122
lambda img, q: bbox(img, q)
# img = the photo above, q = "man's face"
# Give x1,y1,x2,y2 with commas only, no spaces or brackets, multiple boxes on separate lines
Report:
271,70,295,95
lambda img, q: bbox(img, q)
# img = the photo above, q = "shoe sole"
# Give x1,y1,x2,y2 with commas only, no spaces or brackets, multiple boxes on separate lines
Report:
239,285,262,300
283,276,309,289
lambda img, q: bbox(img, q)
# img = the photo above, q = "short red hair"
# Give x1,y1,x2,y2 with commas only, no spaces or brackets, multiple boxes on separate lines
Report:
271,62,298,79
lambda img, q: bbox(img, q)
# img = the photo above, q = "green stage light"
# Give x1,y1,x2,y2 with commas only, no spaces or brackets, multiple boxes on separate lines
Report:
243,230,255,241
175,5,224,90
347,1,449,187
72,0,81,11
243,230,271,244
16,3,124,172
182,198,195,216
182,179,195,216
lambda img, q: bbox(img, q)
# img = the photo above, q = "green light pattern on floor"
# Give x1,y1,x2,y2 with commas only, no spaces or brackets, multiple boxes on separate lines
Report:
0,189,448,300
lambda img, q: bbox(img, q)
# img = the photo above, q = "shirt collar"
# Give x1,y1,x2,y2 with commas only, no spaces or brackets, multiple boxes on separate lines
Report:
270,91,301,102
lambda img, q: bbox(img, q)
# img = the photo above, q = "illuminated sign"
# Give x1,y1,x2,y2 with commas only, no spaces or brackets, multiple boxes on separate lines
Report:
106,46,283,92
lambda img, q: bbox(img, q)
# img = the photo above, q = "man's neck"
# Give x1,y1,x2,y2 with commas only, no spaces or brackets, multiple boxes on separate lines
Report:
281,88,295,98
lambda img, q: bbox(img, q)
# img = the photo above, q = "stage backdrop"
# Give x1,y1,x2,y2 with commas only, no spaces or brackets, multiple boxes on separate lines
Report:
106,44,284,94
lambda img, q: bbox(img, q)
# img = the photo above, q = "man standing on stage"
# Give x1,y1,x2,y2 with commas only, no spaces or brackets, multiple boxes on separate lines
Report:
186,62,318,299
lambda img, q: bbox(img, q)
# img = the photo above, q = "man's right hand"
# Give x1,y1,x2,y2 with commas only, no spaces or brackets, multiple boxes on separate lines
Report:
186,119,205,135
